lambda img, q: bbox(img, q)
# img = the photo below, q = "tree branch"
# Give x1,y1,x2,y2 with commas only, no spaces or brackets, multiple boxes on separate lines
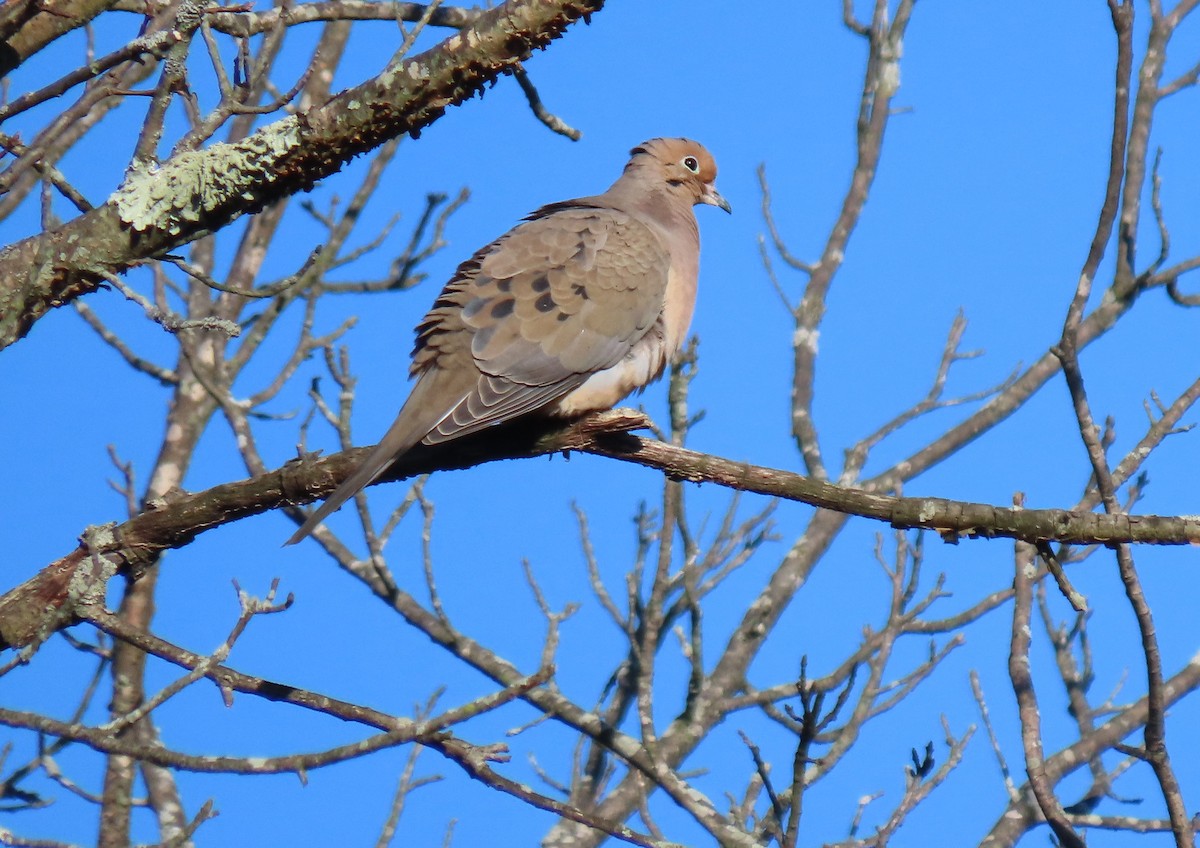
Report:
0,0,604,350
3,408,1200,655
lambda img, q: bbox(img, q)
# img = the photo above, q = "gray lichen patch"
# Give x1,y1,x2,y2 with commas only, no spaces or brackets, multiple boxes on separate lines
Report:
113,116,302,235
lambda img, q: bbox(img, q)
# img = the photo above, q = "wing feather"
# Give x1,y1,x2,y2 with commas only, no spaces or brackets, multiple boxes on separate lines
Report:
411,204,669,443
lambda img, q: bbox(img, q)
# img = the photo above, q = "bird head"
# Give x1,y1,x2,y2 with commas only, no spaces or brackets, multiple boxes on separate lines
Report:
627,138,731,214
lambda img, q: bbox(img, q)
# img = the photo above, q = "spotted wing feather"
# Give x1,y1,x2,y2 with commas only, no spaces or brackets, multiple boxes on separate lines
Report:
414,203,669,444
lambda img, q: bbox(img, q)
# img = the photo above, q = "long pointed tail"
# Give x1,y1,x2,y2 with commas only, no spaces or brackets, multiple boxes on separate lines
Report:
282,429,416,545
284,375,464,545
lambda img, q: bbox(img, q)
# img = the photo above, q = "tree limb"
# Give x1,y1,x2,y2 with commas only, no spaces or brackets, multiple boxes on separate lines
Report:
0,0,603,351
3,408,1200,655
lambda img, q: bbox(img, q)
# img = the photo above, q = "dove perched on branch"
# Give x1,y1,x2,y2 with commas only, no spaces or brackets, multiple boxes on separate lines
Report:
286,138,729,545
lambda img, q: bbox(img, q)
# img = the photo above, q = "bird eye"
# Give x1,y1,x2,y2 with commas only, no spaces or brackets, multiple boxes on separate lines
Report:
682,156,700,173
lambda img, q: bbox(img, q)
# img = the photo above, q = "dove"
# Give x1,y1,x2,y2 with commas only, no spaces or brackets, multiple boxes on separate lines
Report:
285,138,729,545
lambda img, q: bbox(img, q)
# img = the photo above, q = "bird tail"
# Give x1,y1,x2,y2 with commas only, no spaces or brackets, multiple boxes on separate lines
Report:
283,373,470,546
283,429,418,546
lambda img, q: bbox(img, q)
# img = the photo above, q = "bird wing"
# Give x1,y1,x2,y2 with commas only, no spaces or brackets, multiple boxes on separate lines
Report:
414,203,671,444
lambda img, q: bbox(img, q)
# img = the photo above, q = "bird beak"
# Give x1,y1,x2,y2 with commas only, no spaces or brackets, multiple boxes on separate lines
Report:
702,183,732,214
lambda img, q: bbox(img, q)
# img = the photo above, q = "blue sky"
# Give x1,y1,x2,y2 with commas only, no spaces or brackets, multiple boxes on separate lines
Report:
3,1,1200,845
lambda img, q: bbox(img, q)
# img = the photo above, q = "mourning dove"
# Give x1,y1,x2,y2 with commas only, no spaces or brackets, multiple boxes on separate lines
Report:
286,138,729,545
